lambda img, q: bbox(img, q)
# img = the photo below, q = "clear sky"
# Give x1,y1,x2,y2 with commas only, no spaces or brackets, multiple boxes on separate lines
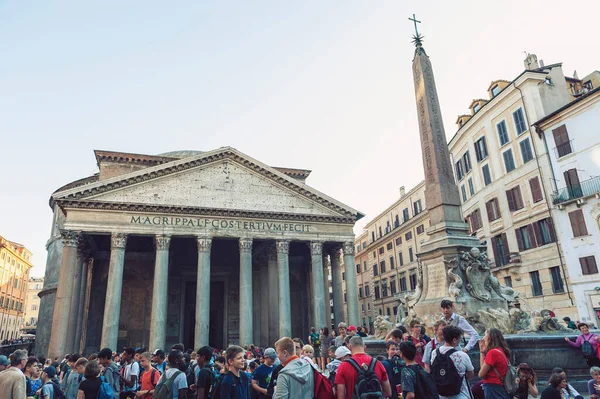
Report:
1,1,597,277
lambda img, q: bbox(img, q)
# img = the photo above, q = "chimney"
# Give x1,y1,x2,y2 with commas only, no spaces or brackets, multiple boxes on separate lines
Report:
523,53,539,70
399,186,406,197
573,70,579,80
539,59,545,67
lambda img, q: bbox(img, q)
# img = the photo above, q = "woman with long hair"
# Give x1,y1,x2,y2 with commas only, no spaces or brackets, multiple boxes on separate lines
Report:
551,367,583,399
478,328,511,399
319,327,332,369
514,363,538,399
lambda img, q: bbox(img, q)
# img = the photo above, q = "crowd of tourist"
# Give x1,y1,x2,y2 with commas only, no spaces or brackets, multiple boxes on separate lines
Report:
0,299,598,399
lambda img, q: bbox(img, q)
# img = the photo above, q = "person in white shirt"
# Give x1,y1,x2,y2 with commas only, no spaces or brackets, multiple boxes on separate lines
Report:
430,325,474,399
440,299,480,353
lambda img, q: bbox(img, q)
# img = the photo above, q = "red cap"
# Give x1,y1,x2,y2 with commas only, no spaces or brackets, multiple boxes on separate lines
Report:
347,325,357,332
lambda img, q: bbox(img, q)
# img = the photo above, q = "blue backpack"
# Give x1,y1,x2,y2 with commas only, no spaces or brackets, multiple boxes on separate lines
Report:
97,376,115,399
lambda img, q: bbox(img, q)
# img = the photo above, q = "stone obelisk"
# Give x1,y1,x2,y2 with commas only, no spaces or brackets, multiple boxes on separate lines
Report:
406,22,511,317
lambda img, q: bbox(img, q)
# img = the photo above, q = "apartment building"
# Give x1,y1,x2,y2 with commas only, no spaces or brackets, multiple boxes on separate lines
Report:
344,182,429,326
0,235,33,341
447,54,597,317
25,277,44,328
533,85,600,324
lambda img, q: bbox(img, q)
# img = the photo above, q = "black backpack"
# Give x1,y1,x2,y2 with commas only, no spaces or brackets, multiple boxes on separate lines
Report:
345,357,384,399
186,362,198,389
45,381,68,399
210,371,236,399
582,334,597,359
406,364,438,399
430,348,463,396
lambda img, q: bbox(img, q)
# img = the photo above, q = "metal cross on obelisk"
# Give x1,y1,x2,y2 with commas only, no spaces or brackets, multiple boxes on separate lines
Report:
409,14,424,46
409,14,421,36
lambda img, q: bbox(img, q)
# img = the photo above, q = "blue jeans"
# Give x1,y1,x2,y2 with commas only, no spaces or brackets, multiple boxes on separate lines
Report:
483,383,509,399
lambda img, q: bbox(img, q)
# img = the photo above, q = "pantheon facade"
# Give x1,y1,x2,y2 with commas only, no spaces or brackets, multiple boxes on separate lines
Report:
37,148,363,358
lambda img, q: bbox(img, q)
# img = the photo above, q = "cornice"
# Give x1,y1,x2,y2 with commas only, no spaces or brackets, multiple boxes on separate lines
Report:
55,148,361,221
57,200,357,224
358,210,429,253
94,150,176,166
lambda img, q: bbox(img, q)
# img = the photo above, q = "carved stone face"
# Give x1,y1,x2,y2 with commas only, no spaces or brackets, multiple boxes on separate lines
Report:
470,247,481,259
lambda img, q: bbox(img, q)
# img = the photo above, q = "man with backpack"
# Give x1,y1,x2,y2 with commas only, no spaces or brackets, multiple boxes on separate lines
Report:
217,345,251,399
154,350,188,399
251,348,276,399
380,341,404,399
120,348,141,399
273,337,314,399
39,366,67,399
334,336,391,399
398,341,438,399
136,352,161,398
430,325,474,399
195,346,215,399
423,320,447,373
98,348,121,399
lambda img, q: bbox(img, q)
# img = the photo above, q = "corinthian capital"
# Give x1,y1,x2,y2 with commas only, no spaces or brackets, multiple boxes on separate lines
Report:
197,236,213,253
309,241,323,256
155,235,171,251
239,238,253,253
276,240,290,254
342,241,355,256
110,233,128,249
60,230,80,248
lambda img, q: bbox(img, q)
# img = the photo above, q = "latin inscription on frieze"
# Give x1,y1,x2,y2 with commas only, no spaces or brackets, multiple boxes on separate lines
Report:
425,262,447,300
130,215,312,233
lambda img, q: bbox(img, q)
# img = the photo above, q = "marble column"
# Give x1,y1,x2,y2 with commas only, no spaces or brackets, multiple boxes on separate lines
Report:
149,235,171,351
322,254,331,329
195,236,212,349
276,240,291,338
267,247,279,345
47,230,80,359
310,241,326,330
100,233,128,350
343,242,360,326
330,247,344,326
75,259,91,354
73,251,91,353
238,238,253,346
66,244,87,353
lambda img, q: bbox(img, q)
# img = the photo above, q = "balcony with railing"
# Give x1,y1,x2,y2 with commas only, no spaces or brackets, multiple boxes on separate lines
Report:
552,175,600,205
554,140,574,159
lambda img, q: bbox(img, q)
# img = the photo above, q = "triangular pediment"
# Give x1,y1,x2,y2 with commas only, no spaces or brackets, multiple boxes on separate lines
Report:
53,148,362,222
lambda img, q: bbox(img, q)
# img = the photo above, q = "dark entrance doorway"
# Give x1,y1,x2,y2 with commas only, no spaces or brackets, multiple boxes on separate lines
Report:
183,281,225,350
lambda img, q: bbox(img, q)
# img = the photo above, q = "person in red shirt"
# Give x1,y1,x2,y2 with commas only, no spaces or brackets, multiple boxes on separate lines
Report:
478,328,510,399
334,336,392,399
407,319,426,367
136,352,161,399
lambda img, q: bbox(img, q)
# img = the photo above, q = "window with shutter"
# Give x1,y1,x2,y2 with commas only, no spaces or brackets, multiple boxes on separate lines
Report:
497,120,510,145
514,186,524,210
564,169,582,198
580,256,599,275
534,218,557,245
529,177,543,203
530,271,543,296
552,125,572,157
569,210,588,237
520,138,534,163
482,164,492,186
513,108,527,135
503,149,516,172
550,266,565,293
